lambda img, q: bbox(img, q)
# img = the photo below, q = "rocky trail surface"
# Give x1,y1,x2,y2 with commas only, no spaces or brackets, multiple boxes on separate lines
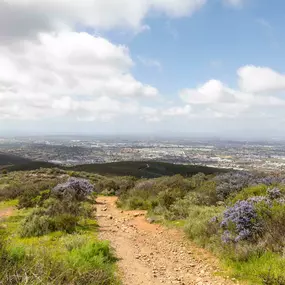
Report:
96,197,237,285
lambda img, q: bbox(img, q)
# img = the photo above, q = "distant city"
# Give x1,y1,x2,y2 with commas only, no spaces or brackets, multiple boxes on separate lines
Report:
1,135,285,172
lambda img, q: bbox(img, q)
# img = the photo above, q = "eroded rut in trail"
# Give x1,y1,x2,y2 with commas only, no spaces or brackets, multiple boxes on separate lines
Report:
97,197,237,285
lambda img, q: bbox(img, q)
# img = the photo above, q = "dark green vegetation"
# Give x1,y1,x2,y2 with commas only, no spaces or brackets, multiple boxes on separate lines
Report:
0,170,118,285
117,172,285,285
0,153,55,172
0,152,228,178
0,153,31,166
70,161,228,178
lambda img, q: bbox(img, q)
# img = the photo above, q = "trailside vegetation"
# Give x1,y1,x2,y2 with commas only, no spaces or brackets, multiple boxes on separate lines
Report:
0,170,118,285
117,171,285,284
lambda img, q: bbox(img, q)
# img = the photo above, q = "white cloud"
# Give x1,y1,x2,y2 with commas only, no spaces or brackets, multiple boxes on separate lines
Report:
162,105,192,116
180,80,236,104
180,67,285,119
0,31,158,120
0,0,206,41
238,66,285,93
141,104,192,122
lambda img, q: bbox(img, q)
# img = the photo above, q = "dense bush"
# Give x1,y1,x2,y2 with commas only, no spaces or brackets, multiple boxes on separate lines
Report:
52,177,94,201
20,178,95,237
184,206,223,248
221,200,262,243
215,171,256,200
0,173,61,204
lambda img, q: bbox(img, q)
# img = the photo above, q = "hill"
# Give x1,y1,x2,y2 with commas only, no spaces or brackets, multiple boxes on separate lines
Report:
0,153,56,171
69,161,228,178
0,153,228,177
0,153,31,167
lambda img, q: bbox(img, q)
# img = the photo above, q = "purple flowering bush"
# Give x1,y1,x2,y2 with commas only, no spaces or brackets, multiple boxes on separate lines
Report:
267,187,282,200
216,171,285,201
220,186,285,243
215,171,256,200
221,200,262,243
52,177,94,201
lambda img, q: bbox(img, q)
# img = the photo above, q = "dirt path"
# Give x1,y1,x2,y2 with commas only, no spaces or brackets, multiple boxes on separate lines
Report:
97,197,237,285
0,207,14,220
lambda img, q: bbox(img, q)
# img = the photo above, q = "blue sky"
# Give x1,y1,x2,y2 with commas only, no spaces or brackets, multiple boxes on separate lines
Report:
1,0,285,138
126,0,284,94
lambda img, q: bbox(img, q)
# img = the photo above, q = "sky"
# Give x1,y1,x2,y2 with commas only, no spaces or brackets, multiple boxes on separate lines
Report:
1,0,285,138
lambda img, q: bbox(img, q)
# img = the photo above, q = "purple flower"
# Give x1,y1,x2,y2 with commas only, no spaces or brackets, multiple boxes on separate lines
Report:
248,196,271,205
52,177,94,200
216,172,256,200
267,188,282,200
221,200,262,243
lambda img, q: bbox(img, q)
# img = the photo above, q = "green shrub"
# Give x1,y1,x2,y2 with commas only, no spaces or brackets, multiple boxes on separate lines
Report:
257,202,285,253
18,189,51,209
165,198,193,220
127,197,150,210
222,242,265,262
260,271,285,285
0,241,117,285
230,184,267,204
184,206,224,247
194,180,218,206
7,246,26,263
228,251,285,285
63,234,89,251
52,214,79,234
158,188,185,210
20,197,88,237
68,241,116,269
20,209,55,237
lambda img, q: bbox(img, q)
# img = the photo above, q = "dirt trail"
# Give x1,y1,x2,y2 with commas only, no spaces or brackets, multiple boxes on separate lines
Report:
0,207,14,220
97,197,237,285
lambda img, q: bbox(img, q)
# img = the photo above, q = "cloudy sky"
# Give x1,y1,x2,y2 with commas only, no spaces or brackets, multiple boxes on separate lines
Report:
1,0,285,138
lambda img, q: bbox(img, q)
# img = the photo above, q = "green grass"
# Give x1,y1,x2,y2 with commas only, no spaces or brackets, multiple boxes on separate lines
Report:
0,168,119,285
226,252,285,284
162,219,187,228
0,206,119,285
0,199,18,210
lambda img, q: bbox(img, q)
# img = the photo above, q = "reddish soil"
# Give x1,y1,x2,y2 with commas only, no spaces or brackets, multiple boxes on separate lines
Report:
97,196,238,285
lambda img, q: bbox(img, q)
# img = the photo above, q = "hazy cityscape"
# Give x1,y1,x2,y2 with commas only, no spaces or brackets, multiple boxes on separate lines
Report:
1,135,285,172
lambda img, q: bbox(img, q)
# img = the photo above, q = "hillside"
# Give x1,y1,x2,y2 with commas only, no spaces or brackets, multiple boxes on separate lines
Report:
69,161,228,178
0,153,228,178
0,153,31,167
0,166,284,284
0,153,55,171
